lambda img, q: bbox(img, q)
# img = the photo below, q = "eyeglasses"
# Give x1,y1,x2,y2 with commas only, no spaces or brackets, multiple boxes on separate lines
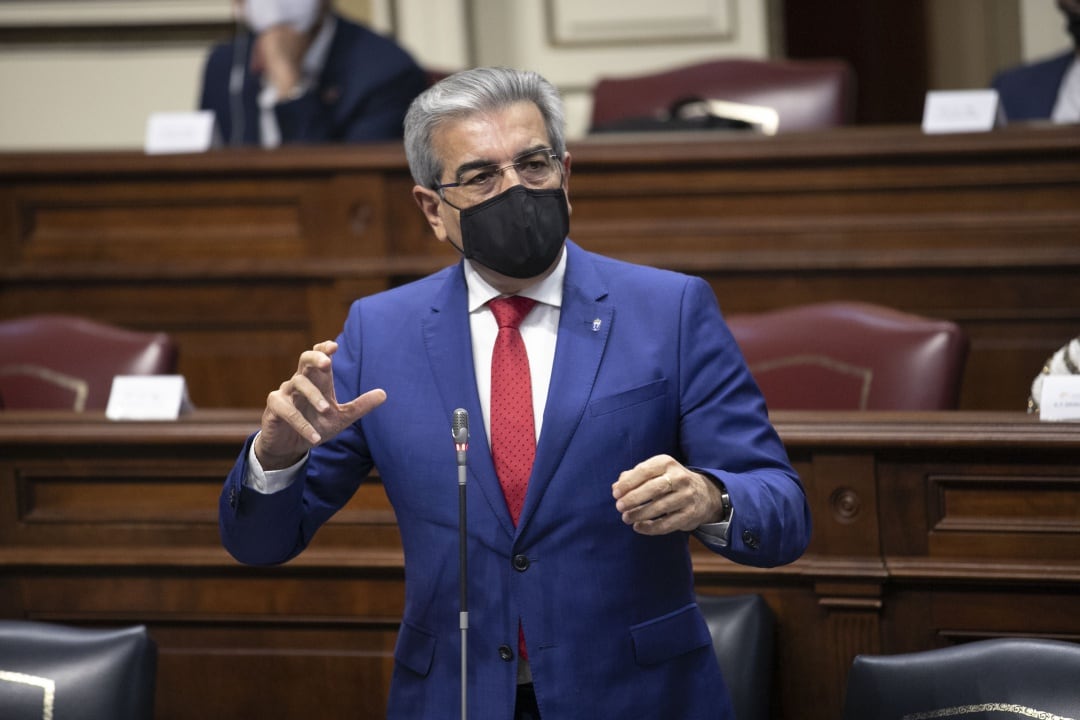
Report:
437,148,562,207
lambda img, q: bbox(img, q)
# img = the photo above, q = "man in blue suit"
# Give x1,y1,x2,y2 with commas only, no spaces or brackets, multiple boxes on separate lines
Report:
219,67,812,719
992,0,1080,122
199,0,427,146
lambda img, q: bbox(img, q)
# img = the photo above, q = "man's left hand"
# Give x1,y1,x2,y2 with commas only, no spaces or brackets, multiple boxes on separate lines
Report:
612,454,724,535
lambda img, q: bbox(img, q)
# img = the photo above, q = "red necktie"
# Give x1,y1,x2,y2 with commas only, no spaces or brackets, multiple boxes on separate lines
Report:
489,296,537,525
489,295,537,662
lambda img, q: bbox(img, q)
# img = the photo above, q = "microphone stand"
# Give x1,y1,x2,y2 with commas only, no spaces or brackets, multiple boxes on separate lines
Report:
452,409,470,720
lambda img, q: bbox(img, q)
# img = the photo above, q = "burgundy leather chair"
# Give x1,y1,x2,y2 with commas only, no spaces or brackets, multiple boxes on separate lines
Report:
726,302,969,411
0,315,178,411
842,638,1080,720
590,57,856,133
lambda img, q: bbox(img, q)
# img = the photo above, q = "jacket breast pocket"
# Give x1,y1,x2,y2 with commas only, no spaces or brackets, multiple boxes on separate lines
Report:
589,378,668,417
630,603,713,666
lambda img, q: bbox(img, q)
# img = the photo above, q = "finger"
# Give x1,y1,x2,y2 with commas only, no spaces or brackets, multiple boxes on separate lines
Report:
312,340,338,356
289,372,331,413
619,483,680,524
615,471,677,515
611,454,675,499
338,388,387,421
266,387,322,446
632,511,687,536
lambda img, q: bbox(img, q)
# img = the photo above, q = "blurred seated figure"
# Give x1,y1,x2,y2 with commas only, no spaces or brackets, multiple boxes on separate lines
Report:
1028,333,1080,413
0,315,178,411
200,0,428,146
726,302,969,411
991,0,1080,123
589,57,855,134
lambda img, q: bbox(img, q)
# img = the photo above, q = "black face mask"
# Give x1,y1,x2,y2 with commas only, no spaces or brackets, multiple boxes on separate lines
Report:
451,185,570,279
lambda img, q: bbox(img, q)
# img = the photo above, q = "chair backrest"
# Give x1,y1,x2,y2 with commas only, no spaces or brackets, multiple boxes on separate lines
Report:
726,302,969,411
590,57,855,133
0,314,178,411
841,637,1080,720
0,621,157,720
698,593,775,720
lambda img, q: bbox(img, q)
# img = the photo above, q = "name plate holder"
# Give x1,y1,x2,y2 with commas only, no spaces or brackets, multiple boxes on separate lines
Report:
1039,375,1080,422
922,90,1004,134
106,375,193,421
144,111,219,154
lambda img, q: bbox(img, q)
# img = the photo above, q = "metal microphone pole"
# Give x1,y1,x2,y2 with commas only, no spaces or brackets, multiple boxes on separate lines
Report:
451,409,470,720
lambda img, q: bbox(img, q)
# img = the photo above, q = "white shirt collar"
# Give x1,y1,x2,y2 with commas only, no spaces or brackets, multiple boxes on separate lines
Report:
463,245,567,313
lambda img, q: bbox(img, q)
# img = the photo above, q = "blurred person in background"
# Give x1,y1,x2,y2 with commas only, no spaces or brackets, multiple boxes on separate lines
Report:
992,0,1080,123
200,0,428,146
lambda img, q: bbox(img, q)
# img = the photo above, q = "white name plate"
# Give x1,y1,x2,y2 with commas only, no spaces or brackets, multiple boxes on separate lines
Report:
1039,375,1080,422
144,111,218,155
106,375,192,421
922,90,1004,134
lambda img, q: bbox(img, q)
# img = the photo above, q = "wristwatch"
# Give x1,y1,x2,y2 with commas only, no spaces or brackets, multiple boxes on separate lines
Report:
718,485,732,523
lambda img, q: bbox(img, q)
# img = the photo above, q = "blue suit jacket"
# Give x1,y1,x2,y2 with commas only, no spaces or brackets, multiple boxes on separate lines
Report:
992,51,1074,122
199,15,428,145
220,241,811,719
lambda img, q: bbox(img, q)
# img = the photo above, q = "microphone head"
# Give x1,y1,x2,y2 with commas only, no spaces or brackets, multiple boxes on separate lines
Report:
452,408,469,444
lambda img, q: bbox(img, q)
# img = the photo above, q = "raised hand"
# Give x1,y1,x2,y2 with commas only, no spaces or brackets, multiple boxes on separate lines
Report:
255,340,386,470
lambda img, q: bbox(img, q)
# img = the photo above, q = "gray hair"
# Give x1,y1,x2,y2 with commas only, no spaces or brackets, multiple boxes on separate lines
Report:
403,67,566,189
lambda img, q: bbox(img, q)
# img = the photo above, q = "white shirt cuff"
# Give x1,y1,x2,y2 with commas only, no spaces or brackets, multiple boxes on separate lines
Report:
244,432,307,494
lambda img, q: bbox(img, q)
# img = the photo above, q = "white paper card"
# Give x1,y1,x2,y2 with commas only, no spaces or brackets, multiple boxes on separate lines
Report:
922,90,1004,134
106,375,192,421
1039,375,1080,422
144,111,218,154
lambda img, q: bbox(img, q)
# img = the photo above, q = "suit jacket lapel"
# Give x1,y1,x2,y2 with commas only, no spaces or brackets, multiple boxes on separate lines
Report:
421,263,518,538
518,243,612,534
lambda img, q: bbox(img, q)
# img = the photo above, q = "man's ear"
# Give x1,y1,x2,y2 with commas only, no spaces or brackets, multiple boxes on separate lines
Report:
412,185,449,242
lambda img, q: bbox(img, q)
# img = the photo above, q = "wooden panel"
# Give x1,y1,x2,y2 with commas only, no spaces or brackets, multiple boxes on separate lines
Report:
2,126,1079,412
4,411,1078,720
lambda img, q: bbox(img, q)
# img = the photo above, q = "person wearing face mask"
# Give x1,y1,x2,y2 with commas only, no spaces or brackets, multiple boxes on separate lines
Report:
991,0,1080,123
198,0,428,146
218,67,811,719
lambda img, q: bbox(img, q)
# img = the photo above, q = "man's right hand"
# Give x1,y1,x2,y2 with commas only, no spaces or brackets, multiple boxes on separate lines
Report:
255,340,387,470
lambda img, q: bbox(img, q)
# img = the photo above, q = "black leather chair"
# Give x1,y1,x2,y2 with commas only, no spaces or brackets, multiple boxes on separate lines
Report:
697,593,775,720
841,637,1080,720
0,621,157,720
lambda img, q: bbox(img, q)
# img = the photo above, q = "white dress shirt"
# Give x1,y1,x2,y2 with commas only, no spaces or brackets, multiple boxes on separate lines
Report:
1051,56,1080,124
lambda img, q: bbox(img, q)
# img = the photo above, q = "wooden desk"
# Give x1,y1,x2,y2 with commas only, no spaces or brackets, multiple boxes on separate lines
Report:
2,126,1079,409
2,411,1078,720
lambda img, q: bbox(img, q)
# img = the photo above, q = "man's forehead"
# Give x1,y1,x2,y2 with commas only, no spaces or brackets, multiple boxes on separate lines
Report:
432,102,550,168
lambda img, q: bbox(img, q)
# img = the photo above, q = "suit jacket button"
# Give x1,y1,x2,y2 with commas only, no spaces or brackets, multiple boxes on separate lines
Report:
512,554,529,572
498,644,514,662
228,486,238,508
742,529,760,549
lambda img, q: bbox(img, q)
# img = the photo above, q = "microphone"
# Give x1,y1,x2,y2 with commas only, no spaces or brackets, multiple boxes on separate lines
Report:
451,408,469,720
452,408,469,469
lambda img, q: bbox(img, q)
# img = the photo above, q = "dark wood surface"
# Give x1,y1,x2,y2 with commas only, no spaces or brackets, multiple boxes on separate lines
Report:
2,410,1078,720
2,124,1079,411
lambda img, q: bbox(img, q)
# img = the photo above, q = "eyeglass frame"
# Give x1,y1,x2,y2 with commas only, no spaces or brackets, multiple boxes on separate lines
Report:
435,146,564,209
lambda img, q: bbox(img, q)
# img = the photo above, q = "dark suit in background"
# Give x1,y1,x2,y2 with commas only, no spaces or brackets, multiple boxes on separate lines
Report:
199,14,428,145
992,51,1074,121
